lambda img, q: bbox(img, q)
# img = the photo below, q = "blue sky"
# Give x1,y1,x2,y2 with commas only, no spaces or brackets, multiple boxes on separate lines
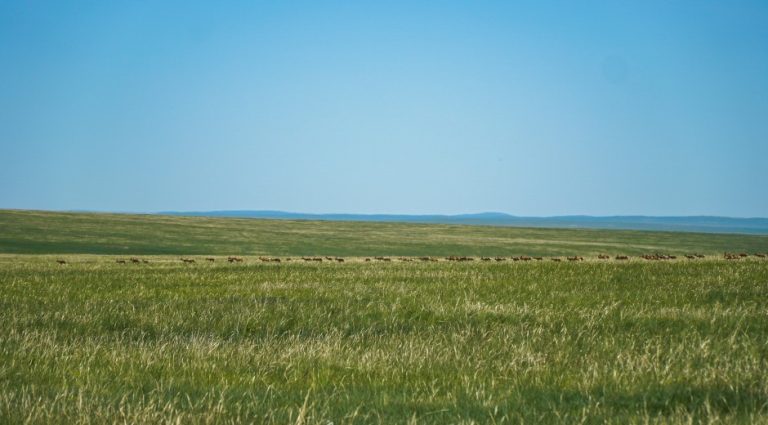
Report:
1,1,767,217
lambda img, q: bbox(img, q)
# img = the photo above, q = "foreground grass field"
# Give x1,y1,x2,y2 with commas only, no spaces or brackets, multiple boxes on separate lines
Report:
1,255,767,423
2,209,768,256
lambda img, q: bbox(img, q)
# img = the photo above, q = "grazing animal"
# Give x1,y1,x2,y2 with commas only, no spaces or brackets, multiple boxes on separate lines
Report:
56,259,67,265
181,258,195,264
142,259,149,264
642,253,676,261
206,258,215,262
551,258,562,262
755,253,766,258
130,258,141,264
116,259,126,264
615,255,629,260
336,258,344,263
598,255,610,260
365,258,371,262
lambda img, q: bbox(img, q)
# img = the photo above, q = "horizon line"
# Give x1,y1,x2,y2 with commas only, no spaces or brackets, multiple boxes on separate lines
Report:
2,208,766,221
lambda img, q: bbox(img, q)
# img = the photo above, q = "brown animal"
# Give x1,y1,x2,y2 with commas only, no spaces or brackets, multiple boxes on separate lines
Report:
56,259,67,265
551,258,562,262
206,257,215,262
615,255,629,260
181,258,195,264
142,259,150,264
116,259,127,264
130,258,141,264
598,255,610,260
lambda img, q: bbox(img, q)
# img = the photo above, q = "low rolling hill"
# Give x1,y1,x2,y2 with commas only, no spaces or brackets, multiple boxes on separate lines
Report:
1,209,767,256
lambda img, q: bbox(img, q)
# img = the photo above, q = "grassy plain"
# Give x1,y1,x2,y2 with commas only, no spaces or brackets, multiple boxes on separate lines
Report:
2,209,768,256
1,210,768,423
1,255,767,424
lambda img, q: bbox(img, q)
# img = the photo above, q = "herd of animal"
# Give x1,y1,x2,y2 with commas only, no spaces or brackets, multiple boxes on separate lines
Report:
53,253,768,265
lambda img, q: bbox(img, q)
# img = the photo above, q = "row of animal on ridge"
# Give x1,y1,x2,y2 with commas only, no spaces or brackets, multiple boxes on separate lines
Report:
53,253,767,265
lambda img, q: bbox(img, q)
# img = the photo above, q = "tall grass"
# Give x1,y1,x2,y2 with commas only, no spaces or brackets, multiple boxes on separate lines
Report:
1,256,767,423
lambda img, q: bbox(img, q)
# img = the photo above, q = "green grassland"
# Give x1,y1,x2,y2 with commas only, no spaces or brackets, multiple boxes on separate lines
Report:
1,210,768,423
2,210,768,256
1,256,767,423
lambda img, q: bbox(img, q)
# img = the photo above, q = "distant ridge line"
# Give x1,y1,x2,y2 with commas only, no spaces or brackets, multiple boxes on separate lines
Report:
158,210,768,235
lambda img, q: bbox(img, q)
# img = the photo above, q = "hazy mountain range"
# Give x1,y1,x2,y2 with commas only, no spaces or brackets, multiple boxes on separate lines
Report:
160,211,768,235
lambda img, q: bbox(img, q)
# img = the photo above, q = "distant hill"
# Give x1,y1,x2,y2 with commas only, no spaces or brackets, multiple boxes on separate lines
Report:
3,209,768,255
161,210,768,235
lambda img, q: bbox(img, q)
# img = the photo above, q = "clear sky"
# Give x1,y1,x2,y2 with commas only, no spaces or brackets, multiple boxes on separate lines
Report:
1,1,767,217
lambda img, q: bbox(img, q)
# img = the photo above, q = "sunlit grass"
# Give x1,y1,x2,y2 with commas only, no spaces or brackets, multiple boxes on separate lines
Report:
1,256,767,423
2,209,767,256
